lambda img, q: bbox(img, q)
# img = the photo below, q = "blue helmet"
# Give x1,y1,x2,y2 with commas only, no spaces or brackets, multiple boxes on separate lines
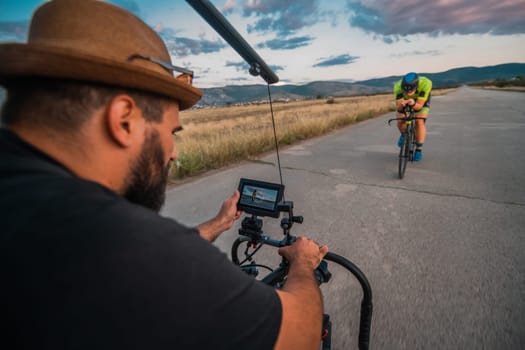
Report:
402,72,419,92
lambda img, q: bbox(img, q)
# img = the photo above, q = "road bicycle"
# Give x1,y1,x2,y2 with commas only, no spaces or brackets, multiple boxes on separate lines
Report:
232,179,373,350
388,105,427,179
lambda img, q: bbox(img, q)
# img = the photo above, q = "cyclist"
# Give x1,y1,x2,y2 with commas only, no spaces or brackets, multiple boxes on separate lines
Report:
393,72,433,161
0,1,328,349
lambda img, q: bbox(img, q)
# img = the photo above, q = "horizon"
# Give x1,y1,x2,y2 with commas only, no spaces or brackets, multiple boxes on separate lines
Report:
0,63,522,97
200,62,525,88
1,1,525,88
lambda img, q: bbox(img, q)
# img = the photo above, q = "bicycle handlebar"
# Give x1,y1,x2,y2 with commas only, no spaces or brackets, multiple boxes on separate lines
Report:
387,116,427,125
388,105,427,125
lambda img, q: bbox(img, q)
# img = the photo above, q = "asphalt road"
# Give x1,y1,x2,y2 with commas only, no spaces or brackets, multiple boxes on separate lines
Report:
161,87,525,350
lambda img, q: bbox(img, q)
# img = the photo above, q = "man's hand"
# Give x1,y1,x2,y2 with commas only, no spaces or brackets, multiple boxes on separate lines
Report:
278,236,328,270
197,190,242,242
273,237,329,350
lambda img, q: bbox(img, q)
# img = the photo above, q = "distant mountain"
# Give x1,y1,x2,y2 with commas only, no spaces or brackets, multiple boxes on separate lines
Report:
198,63,525,107
0,63,523,109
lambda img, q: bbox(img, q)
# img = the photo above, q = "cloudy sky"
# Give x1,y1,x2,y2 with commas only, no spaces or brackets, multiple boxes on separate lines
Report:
1,0,524,87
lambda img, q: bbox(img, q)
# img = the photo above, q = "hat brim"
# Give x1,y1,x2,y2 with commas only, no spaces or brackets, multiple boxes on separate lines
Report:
0,43,202,110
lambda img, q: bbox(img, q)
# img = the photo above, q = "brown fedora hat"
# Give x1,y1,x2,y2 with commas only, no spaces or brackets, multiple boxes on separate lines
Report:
0,0,202,110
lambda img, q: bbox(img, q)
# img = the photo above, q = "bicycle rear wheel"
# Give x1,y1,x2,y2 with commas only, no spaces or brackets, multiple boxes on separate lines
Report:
398,131,409,179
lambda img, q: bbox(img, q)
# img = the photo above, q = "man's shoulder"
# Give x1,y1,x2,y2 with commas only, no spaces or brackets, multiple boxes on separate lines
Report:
0,145,192,240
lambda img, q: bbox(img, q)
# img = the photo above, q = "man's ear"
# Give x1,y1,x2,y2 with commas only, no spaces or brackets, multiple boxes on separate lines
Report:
105,95,143,147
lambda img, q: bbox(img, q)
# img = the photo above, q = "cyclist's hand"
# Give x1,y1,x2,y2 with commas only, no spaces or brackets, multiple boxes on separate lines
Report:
400,98,412,107
278,236,328,270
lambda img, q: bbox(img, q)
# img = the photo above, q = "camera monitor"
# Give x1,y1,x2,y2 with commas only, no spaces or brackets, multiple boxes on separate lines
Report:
237,178,284,218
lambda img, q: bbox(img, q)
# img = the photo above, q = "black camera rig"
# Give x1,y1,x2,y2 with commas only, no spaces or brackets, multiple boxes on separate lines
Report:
233,178,373,350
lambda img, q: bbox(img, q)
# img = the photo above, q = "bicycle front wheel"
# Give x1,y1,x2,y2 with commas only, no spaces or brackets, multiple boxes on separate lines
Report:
398,132,409,179
407,125,416,161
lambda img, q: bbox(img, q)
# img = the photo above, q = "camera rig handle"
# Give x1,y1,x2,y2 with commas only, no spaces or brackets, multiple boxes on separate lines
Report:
277,201,303,244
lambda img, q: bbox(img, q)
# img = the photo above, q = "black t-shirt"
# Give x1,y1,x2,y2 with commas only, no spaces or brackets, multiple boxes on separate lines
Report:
0,129,282,349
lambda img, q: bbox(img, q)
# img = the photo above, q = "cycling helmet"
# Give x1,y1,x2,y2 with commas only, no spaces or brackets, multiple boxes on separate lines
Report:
402,72,419,92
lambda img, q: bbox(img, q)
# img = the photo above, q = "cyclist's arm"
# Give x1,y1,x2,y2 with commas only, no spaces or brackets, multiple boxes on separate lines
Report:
412,78,432,111
412,98,426,111
273,237,328,350
397,96,423,111
412,89,431,111
394,82,406,112
396,94,410,112
394,86,410,111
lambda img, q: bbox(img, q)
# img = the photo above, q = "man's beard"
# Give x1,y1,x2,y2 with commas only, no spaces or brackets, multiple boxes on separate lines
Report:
123,128,171,212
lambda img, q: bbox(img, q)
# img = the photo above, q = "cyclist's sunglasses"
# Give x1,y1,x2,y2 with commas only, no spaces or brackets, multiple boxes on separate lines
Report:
127,54,193,85
402,84,416,93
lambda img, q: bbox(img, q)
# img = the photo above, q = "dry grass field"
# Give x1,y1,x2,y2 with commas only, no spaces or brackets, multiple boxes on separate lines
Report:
171,89,455,180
